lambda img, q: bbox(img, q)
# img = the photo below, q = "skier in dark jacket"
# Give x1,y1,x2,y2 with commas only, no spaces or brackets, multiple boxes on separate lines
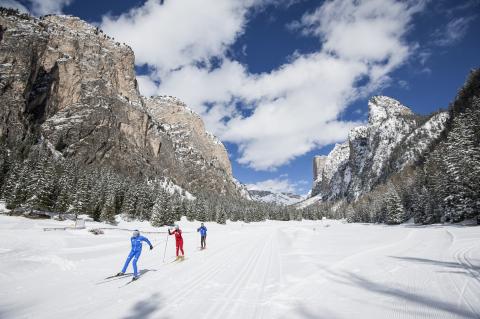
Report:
197,223,207,249
169,225,184,259
117,230,153,280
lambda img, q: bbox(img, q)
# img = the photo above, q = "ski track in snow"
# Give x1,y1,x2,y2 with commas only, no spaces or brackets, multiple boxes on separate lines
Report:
0,216,479,319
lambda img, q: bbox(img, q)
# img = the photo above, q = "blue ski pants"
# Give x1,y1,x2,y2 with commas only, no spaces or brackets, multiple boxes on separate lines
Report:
121,250,142,277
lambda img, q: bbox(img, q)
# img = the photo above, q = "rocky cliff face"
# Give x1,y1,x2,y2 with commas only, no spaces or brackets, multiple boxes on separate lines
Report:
0,11,242,197
310,96,449,202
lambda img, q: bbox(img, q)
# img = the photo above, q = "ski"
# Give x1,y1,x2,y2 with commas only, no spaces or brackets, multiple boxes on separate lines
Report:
104,273,129,280
122,277,139,286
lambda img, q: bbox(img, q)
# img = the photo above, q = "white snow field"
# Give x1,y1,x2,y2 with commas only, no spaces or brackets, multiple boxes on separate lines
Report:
0,215,479,319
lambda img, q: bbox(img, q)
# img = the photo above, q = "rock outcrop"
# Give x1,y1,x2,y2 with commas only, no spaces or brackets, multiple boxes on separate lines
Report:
0,11,243,196
310,96,449,202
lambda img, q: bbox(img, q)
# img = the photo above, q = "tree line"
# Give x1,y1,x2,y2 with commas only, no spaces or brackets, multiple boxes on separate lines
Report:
0,144,325,225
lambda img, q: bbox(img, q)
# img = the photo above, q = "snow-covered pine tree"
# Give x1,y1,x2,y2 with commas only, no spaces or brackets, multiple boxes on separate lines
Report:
160,189,176,225
150,194,164,227
28,158,56,211
71,172,91,218
172,194,183,221
8,160,32,209
121,185,138,221
0,144,11,196
195,197,208,222
216,207,227,224
100,190,116,224
150,188,176,226
2,162,20,206
385,186,405,225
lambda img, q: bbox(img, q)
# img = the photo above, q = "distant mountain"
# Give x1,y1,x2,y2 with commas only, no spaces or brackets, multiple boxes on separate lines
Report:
248,189,304,206
298,70,480,225
300,95,449,206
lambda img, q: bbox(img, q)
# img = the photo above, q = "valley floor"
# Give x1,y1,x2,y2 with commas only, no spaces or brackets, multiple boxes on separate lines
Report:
0,215,479,319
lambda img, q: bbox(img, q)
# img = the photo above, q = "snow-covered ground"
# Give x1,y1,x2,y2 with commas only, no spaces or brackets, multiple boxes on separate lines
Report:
1,215,479,319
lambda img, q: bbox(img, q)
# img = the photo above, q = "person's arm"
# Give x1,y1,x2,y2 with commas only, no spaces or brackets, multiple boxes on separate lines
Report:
141,236,153,249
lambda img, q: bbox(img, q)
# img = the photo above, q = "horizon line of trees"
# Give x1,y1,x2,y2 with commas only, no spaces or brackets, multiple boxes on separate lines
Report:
0,143,326,226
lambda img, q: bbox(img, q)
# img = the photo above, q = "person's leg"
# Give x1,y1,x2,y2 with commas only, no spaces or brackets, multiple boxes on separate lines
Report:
204,235,206,248
121,251,134,273
201,236,205,248
176,242,179,257
180,241,184,256
132,251,141,277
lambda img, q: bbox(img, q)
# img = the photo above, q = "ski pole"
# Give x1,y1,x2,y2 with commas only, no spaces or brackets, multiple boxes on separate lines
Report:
162,230,169,263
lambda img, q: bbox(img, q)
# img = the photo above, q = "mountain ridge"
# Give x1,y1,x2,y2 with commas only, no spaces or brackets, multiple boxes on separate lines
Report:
0,11,245,197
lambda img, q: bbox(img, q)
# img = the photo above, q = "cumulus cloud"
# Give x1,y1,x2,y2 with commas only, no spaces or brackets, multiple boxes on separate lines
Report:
102,0,425,170
0,0,72,15
102,0,269,73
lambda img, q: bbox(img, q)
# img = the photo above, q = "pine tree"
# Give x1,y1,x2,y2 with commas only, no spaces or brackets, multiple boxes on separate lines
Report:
100,191,116,224
29,160,56,211
150,193,165,227
54,161,76,214
216,207,227,224
8,161,32,209
121,186,137,221
150,189,176,226
195,197,207,222
172,196,183,221
385,187,405,225
3,162,20,206
71,173,90,218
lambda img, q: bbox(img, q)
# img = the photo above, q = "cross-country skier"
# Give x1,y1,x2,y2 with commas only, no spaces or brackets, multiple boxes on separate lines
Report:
168,225,184,259
117,230,153,280
197,223,207,249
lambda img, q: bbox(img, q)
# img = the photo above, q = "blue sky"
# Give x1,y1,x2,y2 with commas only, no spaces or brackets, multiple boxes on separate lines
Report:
3,0,479,195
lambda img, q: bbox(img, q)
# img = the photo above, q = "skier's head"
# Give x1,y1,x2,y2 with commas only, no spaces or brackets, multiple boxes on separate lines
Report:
201,223,204,226
175,225,179,230
132,230,140,237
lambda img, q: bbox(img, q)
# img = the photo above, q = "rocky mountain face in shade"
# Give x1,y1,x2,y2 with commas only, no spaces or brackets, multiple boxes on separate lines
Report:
0,10,245,197
310,96,449,202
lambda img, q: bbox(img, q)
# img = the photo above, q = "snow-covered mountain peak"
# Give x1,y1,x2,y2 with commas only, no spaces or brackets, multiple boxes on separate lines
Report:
308,96,449,205
248,189,304,206
368,96,413,125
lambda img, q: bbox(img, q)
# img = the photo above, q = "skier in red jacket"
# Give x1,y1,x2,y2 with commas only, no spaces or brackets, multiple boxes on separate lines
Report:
168,225,184,259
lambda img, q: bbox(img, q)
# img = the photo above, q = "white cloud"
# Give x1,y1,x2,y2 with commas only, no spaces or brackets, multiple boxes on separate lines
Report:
433,16,476,46
0,0,72,15
102,0,425,171
101,0,269,74
30,0,72,15
246,178,298,193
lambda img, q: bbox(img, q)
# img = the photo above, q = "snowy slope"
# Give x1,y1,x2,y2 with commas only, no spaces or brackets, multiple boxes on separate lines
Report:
248,190,304,205
1,215,479,319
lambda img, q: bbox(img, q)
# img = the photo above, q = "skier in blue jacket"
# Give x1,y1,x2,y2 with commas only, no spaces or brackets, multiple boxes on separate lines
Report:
117,230,153,280
197,223,207,249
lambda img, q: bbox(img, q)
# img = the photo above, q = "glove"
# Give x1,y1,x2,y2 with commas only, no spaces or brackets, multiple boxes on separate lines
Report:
150,245,153,250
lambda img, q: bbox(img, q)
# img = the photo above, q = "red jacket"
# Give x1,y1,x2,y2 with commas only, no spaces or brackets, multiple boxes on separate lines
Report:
169,229,183,242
